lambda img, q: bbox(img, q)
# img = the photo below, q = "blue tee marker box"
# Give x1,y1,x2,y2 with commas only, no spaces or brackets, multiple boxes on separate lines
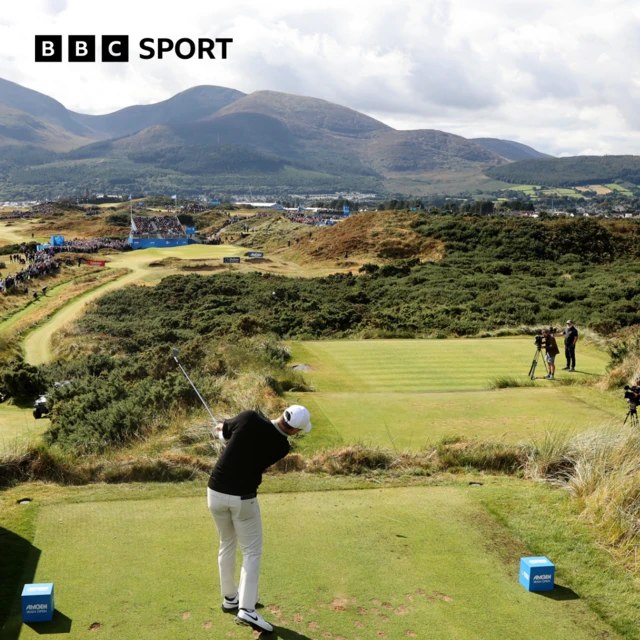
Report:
519,557,555,592
22,583,55,622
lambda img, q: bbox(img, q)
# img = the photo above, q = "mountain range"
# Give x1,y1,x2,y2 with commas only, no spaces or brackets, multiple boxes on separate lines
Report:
0,77,552,198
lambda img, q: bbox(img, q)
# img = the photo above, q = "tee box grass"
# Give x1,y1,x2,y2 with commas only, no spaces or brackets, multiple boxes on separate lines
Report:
5,486,619,640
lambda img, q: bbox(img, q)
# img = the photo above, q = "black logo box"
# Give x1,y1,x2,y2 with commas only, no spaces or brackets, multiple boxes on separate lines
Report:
35,36,129,62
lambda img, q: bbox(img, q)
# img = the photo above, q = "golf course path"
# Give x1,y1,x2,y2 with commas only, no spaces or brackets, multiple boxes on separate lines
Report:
23,269,138,365
21,244,251,365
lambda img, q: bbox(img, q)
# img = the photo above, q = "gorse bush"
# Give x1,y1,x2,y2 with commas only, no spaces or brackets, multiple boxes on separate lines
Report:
0,362,45,404
0,241,38,256
410,215,623,262
32,335,303,453
63,216,640,348
76,256,640,345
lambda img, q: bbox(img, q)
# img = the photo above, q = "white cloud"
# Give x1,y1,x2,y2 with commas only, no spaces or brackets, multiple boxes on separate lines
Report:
0,0,638,155
44,0,68,16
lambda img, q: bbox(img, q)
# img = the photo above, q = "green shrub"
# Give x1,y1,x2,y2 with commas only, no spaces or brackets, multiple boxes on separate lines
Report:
0,361,45,404
0,242,38,256
105,211,131,226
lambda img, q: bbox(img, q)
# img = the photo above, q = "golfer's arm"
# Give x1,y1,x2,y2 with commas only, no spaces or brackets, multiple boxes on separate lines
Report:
218,417,240,442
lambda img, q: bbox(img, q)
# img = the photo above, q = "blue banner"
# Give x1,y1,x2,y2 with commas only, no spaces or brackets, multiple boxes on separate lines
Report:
185,226,196,235
223,257,241,263
343,206,350,215
246,252,264,258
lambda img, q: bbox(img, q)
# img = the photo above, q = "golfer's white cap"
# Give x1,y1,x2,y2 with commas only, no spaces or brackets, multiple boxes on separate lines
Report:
566,320,573,324
284,405,312,433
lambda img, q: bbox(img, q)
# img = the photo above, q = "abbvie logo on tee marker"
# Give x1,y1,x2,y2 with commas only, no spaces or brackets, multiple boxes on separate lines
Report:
35,36,232,62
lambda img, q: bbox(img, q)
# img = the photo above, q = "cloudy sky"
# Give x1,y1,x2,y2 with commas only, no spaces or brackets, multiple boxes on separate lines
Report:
0,0,638,156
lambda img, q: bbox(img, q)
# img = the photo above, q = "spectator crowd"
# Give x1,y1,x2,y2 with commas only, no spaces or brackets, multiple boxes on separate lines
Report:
281,211,338,226
0,210,32,221
53,238,130,254
0,247,60,294
132,215,185,237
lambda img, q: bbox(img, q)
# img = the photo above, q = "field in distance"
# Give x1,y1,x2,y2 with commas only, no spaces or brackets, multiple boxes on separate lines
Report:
288,338,616,449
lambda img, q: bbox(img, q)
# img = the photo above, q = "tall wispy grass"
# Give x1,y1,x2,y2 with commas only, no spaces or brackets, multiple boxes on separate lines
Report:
489,376,535,389
564,428,640,552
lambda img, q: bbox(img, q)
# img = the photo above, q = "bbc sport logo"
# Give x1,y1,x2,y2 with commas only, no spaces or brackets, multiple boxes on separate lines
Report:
35,36,232,62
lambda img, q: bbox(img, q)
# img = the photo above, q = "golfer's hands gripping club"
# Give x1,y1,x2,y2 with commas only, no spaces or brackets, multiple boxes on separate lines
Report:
215,423,227,442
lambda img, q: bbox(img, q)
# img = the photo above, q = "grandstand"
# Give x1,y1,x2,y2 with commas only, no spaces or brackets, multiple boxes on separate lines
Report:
128,215,188,249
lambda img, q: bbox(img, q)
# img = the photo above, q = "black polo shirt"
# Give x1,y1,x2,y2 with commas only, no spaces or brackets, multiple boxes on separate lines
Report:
208,410,290,496
563,326,578,346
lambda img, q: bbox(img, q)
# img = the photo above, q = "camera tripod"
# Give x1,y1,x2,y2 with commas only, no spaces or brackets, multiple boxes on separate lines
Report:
624,404,639,428
528,347,549,380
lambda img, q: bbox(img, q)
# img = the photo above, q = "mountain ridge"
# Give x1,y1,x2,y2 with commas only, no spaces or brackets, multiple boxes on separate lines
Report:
472,138,553,161
0,77,553,197
70,85,245,138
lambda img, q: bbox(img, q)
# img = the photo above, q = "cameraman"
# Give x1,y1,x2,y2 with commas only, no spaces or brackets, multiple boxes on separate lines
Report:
624,376,640,426
625,376,640,407
541,328,559,380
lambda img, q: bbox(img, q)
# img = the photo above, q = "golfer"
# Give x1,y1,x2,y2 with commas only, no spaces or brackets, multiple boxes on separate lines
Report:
207,405,312,634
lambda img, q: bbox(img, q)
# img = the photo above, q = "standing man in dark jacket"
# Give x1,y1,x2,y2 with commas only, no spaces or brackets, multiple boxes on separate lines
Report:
207,405,312,634
558,320,579,372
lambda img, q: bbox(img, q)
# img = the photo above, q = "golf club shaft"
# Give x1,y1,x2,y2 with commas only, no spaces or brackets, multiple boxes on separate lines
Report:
174,357,219,426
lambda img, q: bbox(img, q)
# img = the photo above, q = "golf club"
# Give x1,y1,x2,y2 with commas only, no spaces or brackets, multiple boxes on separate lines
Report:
172,348,220,426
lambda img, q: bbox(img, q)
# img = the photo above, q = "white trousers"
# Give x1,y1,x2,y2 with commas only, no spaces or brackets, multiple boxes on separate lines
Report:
207,488,263,610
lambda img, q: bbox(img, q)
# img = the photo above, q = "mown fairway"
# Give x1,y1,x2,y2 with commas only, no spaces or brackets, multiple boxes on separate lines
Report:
4,485,619,640
290,339,607,392
288,339,614,448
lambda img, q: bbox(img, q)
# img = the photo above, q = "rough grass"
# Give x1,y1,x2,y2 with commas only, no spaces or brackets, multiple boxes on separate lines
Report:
0,405,47,453
234,210,445,266
489,376,536,389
